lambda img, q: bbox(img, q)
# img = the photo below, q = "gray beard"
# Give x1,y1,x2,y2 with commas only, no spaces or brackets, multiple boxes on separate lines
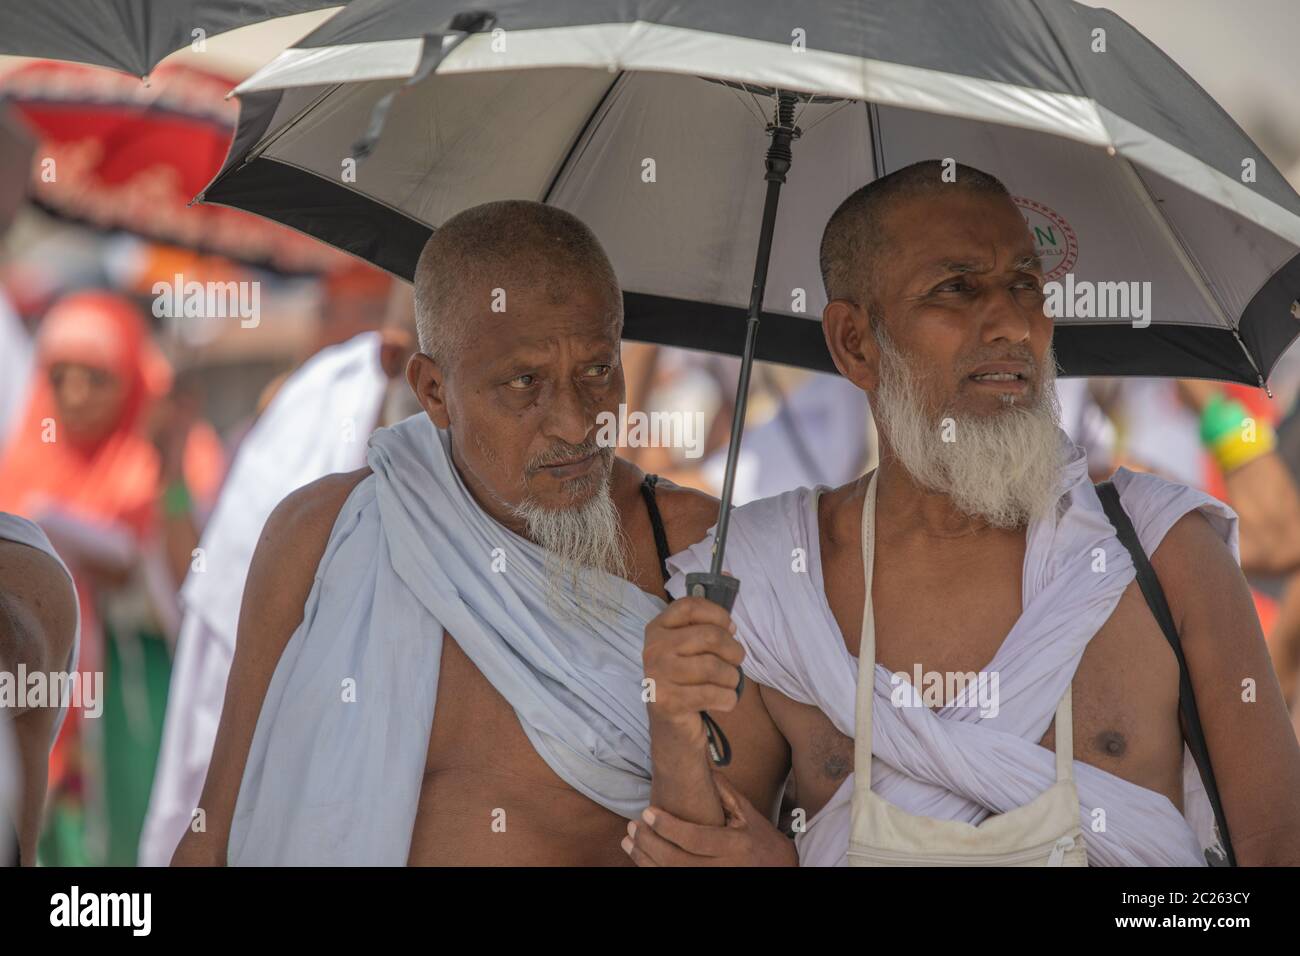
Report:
509,465,630,622
873,325,1065,530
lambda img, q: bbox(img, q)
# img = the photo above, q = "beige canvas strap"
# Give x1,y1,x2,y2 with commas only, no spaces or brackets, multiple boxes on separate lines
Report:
850,472,880,799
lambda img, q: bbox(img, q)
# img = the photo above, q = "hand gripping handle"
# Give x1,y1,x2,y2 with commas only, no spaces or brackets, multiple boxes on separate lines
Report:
684,572,744,766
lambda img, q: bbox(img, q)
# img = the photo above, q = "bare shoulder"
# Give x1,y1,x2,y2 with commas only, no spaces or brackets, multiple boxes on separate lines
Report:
644,474,720,553
1148,509,1242,625
263,467,374,553
1150,506,1224,557
171,466,375,866
0,537,76,674
237,466,373,656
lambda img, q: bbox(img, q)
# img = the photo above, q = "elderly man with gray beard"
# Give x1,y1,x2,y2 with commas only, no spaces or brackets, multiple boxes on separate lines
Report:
171,200,724,865
630,160,1300,866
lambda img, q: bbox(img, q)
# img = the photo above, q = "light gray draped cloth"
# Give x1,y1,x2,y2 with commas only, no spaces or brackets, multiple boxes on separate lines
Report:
228,414,665,865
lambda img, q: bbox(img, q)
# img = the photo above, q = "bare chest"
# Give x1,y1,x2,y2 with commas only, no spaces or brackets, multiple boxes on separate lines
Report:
406,633,632,866
766,533,1183,824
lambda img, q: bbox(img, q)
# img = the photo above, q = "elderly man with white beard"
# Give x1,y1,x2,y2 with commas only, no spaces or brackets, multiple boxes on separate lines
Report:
629,160,1300,866
171,200,725,865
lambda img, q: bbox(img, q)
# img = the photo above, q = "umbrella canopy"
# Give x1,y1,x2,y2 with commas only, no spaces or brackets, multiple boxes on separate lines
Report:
0,1,346,78
202,0,1300,387
1,59,351,274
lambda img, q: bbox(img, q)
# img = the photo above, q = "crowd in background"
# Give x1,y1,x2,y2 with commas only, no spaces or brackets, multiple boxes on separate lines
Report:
0,232,408,863
2,217,1300,864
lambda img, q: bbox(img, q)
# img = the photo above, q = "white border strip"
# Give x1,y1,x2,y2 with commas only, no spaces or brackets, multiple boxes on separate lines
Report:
1098,106,1300,248
236,21,1300,249
237,37,425,89
237,22,1111,148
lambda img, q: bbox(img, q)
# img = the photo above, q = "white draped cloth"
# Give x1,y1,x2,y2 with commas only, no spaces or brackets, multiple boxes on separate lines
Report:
228,414,666,865
0,290,33,448
667,432,1236,866
138,332,386,866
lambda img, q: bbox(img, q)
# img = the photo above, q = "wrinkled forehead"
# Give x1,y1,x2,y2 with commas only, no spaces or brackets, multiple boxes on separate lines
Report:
883,192,1038,284
457,273,622,363
457,247,618,312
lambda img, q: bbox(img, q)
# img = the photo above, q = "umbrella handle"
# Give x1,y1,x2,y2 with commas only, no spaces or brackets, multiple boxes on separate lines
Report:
685,571,744,766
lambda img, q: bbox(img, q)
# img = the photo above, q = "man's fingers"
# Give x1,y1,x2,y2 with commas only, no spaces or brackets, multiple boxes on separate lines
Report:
640,806,738,859
713,771,756,825
624,818,710,867
652,596,735,633
621,833,660,867
656,684,740,714
665,652,742,690
688,629,746,666
653,623,746,664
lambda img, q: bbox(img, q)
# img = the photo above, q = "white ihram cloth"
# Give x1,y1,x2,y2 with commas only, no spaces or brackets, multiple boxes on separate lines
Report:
667,432,1236,866
228,413,666,864
0,291,33,448
138,333,386,866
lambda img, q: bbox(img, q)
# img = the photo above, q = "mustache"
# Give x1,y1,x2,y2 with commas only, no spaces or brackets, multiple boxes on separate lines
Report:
958,346,1042,379
525,438,611,475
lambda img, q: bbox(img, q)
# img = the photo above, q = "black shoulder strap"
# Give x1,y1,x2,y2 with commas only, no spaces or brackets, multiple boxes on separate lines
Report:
1095,480,1236,866
640,474,673,586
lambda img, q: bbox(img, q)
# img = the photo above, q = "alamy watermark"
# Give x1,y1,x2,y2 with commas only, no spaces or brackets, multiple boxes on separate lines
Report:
0,665,103,718
50,886,150,935
152,272,260,328
595,403,705,459
1043,273,1151,328
890,665,1000,718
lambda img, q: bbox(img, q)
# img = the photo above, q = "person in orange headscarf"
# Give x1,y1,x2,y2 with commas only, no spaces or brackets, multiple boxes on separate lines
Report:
0,290,172,863
0,290,171,635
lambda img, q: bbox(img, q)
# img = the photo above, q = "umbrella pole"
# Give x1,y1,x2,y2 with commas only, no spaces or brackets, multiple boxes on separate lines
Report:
686,90,800,765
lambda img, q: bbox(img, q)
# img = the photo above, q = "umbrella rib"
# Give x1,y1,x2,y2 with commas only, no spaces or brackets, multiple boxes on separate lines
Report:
865,100,886,180
724,81,768,129
241,84,344,166
540,72,625,205
1115,158,1235,329
1116,156,1268,389
800,98,853,135
745,84,770,126
791,92,826,132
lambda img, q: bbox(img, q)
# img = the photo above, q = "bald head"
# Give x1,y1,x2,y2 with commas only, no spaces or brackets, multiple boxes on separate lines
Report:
819,160,1011,322
413,200,622,368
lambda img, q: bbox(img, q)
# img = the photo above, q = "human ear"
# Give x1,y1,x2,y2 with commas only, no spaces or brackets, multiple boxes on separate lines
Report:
822,299,879,392
406,352,451,429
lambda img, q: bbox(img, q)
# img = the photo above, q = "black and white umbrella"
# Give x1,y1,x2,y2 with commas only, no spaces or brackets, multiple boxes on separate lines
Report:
0,0,347,78
200,0,1300,761
203,0,1300,387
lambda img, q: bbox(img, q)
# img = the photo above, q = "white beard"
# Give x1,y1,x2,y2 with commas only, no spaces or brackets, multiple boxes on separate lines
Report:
873,324,1065,530
510,466,630,621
